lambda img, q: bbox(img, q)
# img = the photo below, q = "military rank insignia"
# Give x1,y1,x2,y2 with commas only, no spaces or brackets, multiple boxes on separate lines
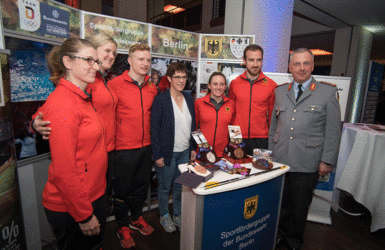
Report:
320,81,337,87
310,83,316,91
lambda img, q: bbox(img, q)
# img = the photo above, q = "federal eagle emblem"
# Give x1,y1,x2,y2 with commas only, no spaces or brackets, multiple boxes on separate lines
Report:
147,80,155,88
244,195,258,219
205,37,223,58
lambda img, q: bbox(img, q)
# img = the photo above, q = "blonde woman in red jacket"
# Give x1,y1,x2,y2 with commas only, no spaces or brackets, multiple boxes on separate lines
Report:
32,38,108,250
195,72,235,157
33,34,118,194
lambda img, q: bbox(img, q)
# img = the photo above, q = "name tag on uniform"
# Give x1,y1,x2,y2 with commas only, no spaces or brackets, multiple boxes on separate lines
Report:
309,105,318,111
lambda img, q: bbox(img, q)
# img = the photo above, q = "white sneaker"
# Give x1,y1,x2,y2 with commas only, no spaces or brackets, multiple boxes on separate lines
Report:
160,214,176,233
173,215,181,228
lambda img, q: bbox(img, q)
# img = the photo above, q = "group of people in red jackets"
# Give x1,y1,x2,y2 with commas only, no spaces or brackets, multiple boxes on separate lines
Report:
32,37,275,250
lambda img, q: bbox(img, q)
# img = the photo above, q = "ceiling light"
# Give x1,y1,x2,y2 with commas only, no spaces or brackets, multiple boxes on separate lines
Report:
290,49,333,56
164,5,185,14
363,25,385,33
310,49,333,56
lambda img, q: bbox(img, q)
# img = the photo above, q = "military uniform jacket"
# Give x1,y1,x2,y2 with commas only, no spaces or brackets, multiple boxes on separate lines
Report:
268,77,341,172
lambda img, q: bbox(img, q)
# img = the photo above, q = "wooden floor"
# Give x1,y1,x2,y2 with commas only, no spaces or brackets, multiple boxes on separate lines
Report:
101,205,385,250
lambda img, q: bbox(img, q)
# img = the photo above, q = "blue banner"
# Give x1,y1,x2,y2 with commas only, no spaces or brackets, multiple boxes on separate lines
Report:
362,61,384,123
201,175,283,250
37,2,70,38
17,0,70,39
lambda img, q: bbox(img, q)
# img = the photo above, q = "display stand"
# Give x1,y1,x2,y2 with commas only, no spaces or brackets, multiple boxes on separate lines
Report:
179,162,289,250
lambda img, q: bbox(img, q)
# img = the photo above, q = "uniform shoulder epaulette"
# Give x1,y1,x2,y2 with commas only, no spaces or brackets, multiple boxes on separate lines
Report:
277,82,290,88
320,81,337,87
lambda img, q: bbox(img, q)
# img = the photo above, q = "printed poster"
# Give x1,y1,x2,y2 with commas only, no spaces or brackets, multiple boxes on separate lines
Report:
0,53,27,250
151,26,199,59
8,39,54,102
1,0,79,39
151,57,197,91
197,61,245,98
84,12,149,50
200,35,254,60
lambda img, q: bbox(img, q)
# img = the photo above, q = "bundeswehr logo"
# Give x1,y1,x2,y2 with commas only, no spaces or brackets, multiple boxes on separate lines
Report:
205,37,223,58
244,195,258,219
230,37,250,59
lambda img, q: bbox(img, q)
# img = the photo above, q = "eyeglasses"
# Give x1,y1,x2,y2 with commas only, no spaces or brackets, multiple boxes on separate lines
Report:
69,55,102,67
172,76,188,81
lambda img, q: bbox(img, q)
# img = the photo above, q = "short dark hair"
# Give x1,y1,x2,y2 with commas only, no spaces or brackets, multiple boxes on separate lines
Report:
243,44,264,59
290,48,314,62
166,62,187,77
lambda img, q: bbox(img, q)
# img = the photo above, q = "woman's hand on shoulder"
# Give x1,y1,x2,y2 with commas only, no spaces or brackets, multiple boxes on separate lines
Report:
33,112,51,140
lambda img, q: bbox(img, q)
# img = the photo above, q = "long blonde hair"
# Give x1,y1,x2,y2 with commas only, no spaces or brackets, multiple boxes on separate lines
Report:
89,33,117,49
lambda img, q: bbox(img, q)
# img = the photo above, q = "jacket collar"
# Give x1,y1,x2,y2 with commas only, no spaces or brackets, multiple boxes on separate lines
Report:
288,77,317,104
122,70,151,87
58,78,90,101
202,93,229,105
240,70,267,83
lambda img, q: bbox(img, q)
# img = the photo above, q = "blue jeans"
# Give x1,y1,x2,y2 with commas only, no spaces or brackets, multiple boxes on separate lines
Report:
155,149,189,217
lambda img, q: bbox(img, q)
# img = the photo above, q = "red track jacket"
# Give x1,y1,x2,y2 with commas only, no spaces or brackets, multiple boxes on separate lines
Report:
87,72,117,152
108,71,158,150
229,71,277,139
195,94,235,157
33,78,108,222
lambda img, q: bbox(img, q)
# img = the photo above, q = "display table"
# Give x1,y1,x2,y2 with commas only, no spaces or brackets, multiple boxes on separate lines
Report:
333,123,385,232
178,161,290,250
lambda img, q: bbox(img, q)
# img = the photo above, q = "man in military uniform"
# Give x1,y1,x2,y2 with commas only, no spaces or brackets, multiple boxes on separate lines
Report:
268,48,341,250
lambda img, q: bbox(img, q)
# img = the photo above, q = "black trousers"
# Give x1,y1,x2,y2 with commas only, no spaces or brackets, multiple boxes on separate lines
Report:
113,146,153,227
243,137,268,156
44,193,107,250
278,171,319,249
106,150,116,196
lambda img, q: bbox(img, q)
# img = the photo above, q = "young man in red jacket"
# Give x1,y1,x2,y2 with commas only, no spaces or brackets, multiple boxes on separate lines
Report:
108,44,158,249
229,44,277,155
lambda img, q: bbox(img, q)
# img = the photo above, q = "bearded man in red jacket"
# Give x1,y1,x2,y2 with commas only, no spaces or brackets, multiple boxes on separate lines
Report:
229,44,277,155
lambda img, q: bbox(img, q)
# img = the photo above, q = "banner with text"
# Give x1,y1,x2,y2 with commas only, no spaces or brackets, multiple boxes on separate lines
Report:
83,12,149,50
151,26,199,59
201,176,283,250
1,0,80,40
